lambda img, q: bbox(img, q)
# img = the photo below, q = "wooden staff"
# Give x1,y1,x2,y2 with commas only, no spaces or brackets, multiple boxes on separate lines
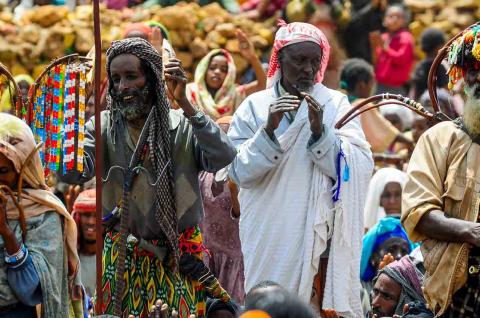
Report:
92,0,104,314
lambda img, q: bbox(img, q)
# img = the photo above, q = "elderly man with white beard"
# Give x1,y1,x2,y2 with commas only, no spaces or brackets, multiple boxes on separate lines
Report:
402,25,480,317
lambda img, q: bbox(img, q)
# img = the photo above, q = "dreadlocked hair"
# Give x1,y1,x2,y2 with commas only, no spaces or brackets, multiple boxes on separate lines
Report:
105,38,179,263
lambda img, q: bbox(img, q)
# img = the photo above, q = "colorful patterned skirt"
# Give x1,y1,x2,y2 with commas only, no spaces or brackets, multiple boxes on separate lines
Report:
99,227,207,318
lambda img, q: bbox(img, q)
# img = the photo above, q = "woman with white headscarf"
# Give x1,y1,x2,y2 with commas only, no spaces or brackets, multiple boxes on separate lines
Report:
364,167,408,231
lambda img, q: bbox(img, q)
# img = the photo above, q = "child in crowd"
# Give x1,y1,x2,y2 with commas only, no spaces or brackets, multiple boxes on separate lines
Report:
370,4,414,95
410,28,447,100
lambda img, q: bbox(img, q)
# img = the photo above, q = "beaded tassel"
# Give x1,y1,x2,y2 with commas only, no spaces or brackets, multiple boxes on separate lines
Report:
57,64,66,171
33,82,46,162
49,65,63,173
44,73,53,177
63,64,76,174
77,64,86,172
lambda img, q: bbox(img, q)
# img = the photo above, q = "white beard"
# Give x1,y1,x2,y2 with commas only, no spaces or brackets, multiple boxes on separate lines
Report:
463,84,480,137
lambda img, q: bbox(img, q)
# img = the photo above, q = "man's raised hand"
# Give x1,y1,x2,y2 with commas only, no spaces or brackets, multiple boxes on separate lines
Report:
150,28,163,54
265,95,300,139
164,58,188,103
303,93,324,138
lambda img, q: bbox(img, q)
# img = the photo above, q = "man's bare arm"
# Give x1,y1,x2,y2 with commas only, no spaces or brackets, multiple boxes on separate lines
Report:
417,210,480,246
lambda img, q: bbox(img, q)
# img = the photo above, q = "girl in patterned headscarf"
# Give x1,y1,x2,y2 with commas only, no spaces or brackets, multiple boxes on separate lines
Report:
186,30,266,120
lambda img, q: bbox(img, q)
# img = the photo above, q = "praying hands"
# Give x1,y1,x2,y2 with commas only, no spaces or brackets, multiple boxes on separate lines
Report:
302,93,324,138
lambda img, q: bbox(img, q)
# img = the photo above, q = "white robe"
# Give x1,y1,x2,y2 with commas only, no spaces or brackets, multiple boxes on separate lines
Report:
228,83,373,317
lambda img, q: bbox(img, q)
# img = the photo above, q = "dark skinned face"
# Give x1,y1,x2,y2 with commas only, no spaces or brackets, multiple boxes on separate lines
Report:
79,211,96,243
380,182,402,215
110,54,151,122
0,152,18,189
18,80,30,103
279,42,322,94
370,273,401,317
371,237,410,271
356,78,375,99
206,55,229,91
465,66,480,98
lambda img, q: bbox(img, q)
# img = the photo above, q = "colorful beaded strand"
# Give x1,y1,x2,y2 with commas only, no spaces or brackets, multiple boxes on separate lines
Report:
63,64,76,174
77,63,86,172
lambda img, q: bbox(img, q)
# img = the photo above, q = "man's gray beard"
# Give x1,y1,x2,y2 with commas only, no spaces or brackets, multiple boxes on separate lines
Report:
463,83,480,137
118,101,151,122
296,82,314,94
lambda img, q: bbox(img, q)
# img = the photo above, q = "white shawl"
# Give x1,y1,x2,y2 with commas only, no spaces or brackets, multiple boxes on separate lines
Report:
233,84,373,317
363,167,408,230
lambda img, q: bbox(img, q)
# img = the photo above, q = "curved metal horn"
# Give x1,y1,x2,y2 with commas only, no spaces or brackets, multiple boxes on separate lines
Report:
335,93,440,129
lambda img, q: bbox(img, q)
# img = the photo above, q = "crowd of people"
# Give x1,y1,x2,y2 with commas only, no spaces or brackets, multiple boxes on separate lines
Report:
1,0,480,318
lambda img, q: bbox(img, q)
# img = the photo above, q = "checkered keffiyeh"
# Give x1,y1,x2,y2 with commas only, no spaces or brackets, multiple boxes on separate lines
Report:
380,256,425,316
266,20,331,88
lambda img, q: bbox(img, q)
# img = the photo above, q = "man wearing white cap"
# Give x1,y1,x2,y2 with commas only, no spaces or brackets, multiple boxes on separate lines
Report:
228,21,373,317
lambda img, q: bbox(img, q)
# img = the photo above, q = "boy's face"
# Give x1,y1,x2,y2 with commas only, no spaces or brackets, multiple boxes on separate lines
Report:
384,7,405,33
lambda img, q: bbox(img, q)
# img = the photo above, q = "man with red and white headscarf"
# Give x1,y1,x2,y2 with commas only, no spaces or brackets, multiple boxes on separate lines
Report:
72,189,97,297
228,21,373,317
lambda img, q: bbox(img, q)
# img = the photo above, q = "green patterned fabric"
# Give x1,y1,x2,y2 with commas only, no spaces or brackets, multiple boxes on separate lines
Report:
99,231,206,318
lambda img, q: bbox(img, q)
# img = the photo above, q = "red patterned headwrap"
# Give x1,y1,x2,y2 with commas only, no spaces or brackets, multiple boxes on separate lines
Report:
122,22,152,40
266,20,331,88
73,189,96,214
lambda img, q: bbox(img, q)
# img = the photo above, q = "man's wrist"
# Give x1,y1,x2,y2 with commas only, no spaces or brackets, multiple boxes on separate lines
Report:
310,125,323,139
311,131,323,139
463,224,479,245
186,111,207,128
264,125,275,140
178,98,196,117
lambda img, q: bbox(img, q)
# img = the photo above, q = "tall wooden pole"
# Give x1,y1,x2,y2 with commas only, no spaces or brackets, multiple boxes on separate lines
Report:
93,0,104,314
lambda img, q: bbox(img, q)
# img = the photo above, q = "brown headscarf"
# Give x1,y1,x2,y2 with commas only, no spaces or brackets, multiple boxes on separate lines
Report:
0,113,80,272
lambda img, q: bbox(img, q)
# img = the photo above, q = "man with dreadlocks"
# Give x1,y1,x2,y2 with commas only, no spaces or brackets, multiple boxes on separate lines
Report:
60,37,236,317
402,24,480,317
